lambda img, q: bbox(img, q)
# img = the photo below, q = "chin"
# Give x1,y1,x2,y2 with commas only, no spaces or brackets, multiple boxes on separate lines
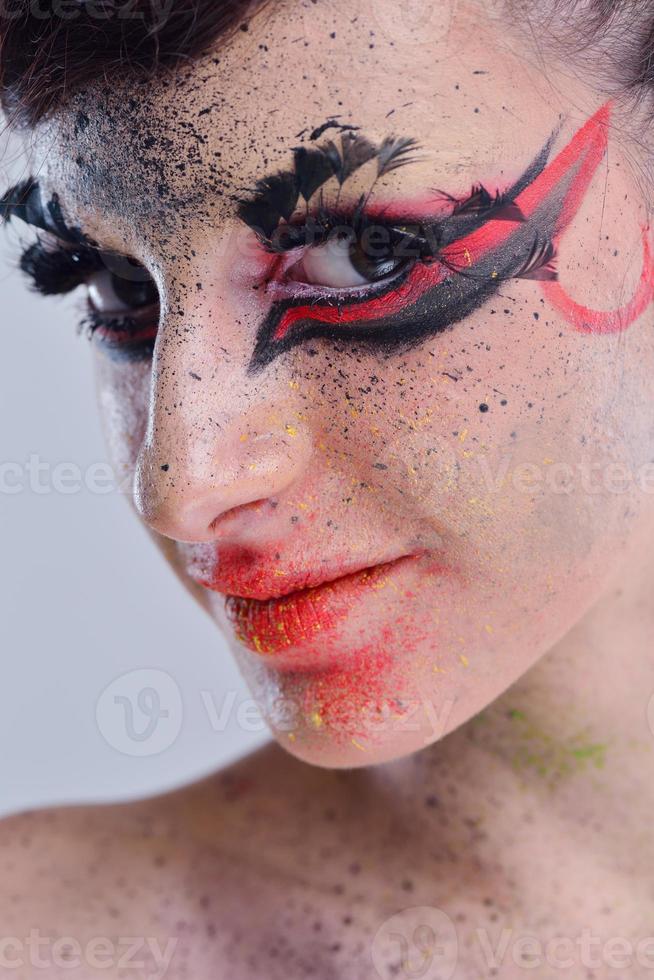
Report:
269,724,449,769
225,627,471,770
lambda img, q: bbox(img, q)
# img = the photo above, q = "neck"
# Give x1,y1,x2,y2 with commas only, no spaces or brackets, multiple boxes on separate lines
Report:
368,519,654,859
490,523,654,790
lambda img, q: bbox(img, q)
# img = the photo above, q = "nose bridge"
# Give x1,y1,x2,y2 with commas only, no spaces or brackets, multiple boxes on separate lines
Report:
134,266,313,542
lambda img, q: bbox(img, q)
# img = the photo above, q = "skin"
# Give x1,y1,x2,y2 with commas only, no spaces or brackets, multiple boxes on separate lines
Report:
3,0,654,976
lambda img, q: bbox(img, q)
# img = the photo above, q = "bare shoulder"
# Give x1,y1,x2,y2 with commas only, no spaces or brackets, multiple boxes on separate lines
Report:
0,740,293,900
0,733,524,979
0,743,373,978
0,790,180,976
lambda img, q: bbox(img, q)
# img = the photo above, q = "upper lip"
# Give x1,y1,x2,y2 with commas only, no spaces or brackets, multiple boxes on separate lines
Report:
184,546,414,601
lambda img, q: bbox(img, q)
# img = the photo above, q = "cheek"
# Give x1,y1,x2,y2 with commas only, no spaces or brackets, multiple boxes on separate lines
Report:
339,294,654,603
94,353,151,489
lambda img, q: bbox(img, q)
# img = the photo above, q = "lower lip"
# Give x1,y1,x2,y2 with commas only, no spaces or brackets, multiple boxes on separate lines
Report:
224,558,413,661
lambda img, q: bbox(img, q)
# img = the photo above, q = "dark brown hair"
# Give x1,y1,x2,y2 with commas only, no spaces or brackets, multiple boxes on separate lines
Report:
1,0,654,129
508,0,654,102
0,0,262,127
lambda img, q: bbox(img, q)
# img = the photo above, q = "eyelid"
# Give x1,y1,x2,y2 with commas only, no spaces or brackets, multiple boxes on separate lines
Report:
265,207,422,252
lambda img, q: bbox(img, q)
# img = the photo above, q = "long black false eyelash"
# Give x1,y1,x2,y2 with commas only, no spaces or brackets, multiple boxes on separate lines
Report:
435,183,525,223
438,234,558,283
257,202,438,266
512,237,558,281
238,133,422,241
293,147,337,204
237,172,300,239
327,133,378,186
375,136,422,179
19,239,103,296
1,180,88,246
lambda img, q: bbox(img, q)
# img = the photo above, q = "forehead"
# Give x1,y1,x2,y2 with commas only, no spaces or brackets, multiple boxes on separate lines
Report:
34,0,545,251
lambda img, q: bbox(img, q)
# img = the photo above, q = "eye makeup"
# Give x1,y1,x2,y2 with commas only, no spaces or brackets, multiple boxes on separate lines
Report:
2,104,622,371
1,179,87,246
239,106,611,372
18,238,104,296
2,181,159,361
542,226,654,335
80,310,159,358
2,180,104,296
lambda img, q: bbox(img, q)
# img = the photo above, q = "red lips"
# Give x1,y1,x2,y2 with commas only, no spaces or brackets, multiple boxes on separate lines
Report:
226,560,411,656
187,543,392,598
185,545,418,658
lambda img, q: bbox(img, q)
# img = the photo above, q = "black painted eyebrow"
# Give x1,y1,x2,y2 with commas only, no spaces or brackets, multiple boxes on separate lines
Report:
237,133,422,240
235,126,560,257
0,178,89,246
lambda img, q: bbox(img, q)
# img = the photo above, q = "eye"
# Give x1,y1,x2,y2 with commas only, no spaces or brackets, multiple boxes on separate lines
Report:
286,226,412,289
87,263,159,316
84,257,160,362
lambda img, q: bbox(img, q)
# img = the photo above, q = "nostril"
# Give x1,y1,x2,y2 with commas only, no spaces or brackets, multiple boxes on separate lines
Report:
207,496,275,536
132,399,314,544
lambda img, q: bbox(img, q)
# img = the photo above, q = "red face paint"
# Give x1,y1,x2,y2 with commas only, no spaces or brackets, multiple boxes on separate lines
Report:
542,226,654,334
271,261,447,341
442,103,610,262
248,104,616,371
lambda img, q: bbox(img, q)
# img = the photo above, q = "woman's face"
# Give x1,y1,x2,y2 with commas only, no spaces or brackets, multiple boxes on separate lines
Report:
30,0,654,766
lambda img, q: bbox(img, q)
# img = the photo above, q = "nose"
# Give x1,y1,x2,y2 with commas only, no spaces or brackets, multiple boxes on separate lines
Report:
133,271,314,544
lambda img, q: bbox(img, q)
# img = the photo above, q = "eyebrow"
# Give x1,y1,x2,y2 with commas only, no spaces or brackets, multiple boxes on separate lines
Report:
237,133,424,239
236,127,559,254
0,179,89,245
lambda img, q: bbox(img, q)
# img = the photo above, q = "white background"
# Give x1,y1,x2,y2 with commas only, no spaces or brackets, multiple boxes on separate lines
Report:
0,136,266,818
